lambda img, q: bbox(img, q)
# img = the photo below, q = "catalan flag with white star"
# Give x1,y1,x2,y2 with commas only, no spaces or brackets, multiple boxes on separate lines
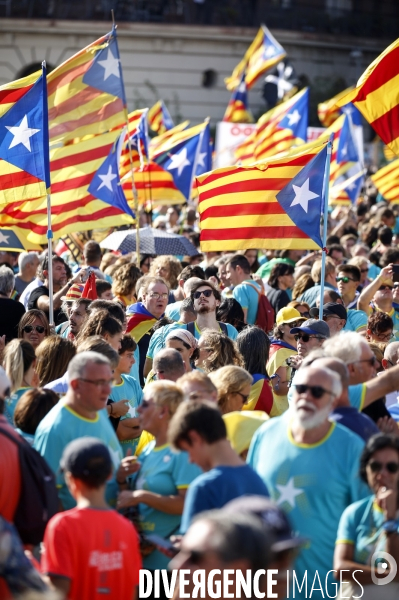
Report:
223,71,253,123
148,100,174,134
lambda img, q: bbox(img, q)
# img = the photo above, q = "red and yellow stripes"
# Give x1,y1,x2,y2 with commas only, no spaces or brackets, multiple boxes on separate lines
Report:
122,162,186,207
0,71,39,118
371,158,399,204
47,35,125,145
318,87,353,127
336,38,399,156
147,101,165,134
0,131,133,244
223,100,253,124
197,142,324,251
149,121,190,157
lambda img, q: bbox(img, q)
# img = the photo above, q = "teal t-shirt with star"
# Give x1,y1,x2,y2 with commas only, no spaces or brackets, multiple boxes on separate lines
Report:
232,280,261,325
132,442,201,570
34,401,123,510
110,374,143,456
5,387,31,426
247,414,369,599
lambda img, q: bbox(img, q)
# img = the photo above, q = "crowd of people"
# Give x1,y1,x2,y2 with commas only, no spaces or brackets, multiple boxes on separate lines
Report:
1,196,399,599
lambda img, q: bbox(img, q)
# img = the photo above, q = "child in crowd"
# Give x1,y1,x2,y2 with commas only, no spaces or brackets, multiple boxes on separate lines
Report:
41,438,141,599
110,335,143,456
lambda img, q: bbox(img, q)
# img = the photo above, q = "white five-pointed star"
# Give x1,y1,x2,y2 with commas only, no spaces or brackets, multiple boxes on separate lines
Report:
0,232,9,244
167,147,191,176
98,45,121,80
287,109,301,126
341,145,347,156
98,165,117,191
237,81,246,94
109,447,122,470
196,151,207,169
276,478,304,509
290,178,319,213
264,45,277,58
347,181,356,191
6,115,40,152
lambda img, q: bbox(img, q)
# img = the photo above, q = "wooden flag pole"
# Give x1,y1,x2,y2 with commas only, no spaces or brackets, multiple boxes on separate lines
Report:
318,135,334,321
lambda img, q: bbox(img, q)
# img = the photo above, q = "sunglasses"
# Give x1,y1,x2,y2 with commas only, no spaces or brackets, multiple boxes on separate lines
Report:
293,384,333,399
368,461,399,474
294,333,324,343
193,289,213,300
379,285,393,291
23,325,45,334
336,277,356,283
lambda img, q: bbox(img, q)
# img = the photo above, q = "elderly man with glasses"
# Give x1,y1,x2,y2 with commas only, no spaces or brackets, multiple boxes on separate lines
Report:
248,365,369,600
310,302,348,337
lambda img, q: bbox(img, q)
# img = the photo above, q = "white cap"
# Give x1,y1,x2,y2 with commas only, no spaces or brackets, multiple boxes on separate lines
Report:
0,367,10,399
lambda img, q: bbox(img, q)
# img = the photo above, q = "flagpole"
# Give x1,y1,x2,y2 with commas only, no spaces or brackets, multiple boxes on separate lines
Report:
113,23,140,265
42,60,54,328
318,135,334,321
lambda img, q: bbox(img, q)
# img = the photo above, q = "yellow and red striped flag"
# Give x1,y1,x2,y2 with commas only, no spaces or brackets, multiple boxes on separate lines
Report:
336,38,399,157
225,25,286,91
0,131,133,244
371,158,399,204
318,87,354,127
197,140,326,252
149,120,190,156
47,30,125,145
147,100,174,134
121,162,186,207
223,72,253,123
118,108,149,177
0,71,48,204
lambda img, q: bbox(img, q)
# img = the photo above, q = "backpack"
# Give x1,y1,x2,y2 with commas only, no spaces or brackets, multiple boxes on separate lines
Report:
244,282,275,334
187,321,228,336
0,427,58,545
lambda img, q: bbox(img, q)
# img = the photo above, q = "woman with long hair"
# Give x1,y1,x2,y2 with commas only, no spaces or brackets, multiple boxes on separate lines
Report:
14,387,59,445
18,309,50,349
209,365,253,415
3,339,37,425
35,336,76,387
196,330,244,373
77,309,123,351
112,263,142,307
236,326,273,414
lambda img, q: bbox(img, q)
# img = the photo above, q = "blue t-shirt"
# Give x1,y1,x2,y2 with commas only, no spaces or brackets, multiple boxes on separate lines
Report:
147,321,238,361
180,465,269,534
330,406,379,441
5,388,31,426
165,301,183,322
299,283,336,308
247,414,369,599
34,402,123,510
132,442,201,569
344,309,368,332
232,280,261,325
110,374,143,456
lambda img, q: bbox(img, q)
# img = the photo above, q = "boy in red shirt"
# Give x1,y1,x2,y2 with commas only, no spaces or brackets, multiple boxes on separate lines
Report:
41,437,142,600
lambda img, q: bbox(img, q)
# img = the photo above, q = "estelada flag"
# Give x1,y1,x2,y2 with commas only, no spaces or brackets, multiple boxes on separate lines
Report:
335,37,399,157
126,303,159,342
371,158,399,204
223,71,253,124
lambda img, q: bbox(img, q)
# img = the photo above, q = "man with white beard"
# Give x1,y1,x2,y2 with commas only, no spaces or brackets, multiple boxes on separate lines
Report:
247,367,369,600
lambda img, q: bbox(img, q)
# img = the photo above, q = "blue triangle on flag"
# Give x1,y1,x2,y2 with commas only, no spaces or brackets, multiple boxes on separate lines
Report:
0,75,47,183
83,34,124,100
276,146,328,248
278,89,309,142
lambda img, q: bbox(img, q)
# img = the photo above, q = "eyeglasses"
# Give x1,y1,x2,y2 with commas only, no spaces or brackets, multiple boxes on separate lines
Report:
378,285,393,291
298,311,310,318
352,355,377,367
371,331,394,341
78,378,113,388
360,268,369,273
368,460,399,474
193,289,213,300
232,391,250,404
293,384,334,399
336,277,356,283
148,293,168,300
294,334,324,343
23,325,45,334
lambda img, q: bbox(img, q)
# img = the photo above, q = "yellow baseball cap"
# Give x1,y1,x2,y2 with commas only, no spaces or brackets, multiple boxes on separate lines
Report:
275,306,305,326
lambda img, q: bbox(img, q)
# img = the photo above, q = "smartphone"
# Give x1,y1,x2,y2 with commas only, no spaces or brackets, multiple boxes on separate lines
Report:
392,265,399,283
145,533,179,556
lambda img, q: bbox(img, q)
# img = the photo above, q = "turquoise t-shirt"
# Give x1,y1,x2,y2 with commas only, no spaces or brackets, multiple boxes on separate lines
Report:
132,442,202,569
147,321,238,361
34,402,123,510
336,495,391,564
299,283,336,308
110,374,143,456
232,279,261,325
344,309,368,332
368,263,381,280
247,414,369,599
5,387,31,426
165,301,183,322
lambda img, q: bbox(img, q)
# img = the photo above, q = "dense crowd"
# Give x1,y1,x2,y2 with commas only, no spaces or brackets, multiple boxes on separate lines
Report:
1,194,399,600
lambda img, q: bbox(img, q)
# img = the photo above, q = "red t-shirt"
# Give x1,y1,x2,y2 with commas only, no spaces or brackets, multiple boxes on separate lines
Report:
41,507,142,600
